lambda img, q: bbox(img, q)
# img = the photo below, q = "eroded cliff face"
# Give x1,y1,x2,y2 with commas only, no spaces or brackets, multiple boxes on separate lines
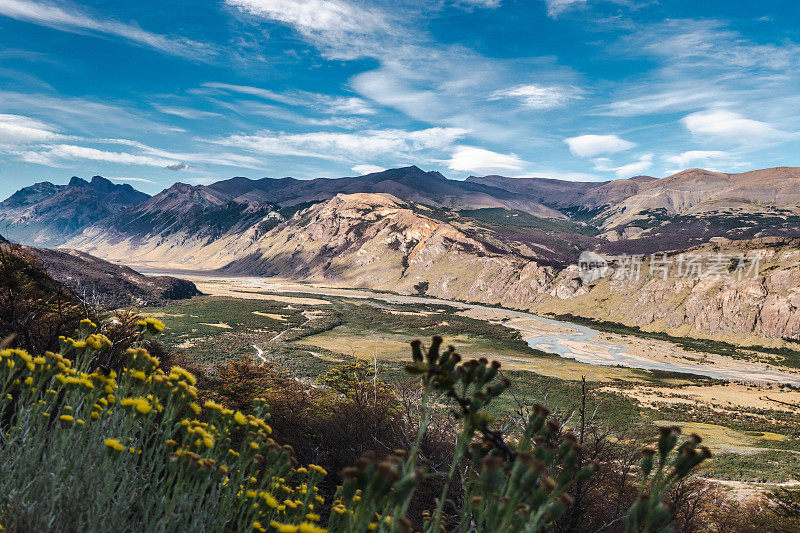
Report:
533,240,800,343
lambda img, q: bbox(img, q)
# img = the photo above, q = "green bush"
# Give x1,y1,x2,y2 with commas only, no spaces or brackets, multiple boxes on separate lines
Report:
0,322,711,532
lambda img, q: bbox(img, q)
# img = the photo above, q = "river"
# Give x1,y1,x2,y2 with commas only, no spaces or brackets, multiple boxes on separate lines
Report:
146,273,800,386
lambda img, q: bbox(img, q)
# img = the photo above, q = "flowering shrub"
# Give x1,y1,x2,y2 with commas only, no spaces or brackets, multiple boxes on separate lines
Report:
0,322,710,532
0,318,324,532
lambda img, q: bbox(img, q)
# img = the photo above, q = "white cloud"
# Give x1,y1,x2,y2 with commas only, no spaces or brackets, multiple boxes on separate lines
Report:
350,53,518,140
454,0,501,7
225,0,390,59
681,109,787,144
0,113,62,144
202,82,376,116
99,138,266,168
593,153,653,178
662,150,731,169
0,91,186,135
596,87,724,117
544,0,586,17
153,105,223,120
21,144,181,167
446,146,525,174
0,0,215,60
488,83,582,110
209,127,469,162
601,19,800,123
226,0,384,33
629,19,800,72
317,95,376,115
106,177,156,184
226,0,574,145
351,164,386,175
564,134,636,158
201,82,305,106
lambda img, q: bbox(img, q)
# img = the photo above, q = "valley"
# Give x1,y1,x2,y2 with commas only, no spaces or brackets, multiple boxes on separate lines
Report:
139,273,800,497
6,165,800,504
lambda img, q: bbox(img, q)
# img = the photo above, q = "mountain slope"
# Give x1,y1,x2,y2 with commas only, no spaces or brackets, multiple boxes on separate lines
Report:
65,181,287,270
30,247,201,308
0,176,150,246
600,167,800,228
221,193,554,302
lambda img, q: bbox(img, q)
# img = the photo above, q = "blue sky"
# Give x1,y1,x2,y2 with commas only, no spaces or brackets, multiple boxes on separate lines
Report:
0,0,799,199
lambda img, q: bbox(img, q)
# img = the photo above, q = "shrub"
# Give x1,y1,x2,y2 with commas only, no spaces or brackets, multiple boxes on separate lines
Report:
0,322,712,532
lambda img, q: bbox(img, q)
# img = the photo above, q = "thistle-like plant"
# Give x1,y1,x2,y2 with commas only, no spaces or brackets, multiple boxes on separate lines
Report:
624,426,711,533
407,336,598,532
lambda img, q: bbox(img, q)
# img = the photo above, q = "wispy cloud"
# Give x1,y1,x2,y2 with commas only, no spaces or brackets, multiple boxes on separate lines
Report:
488,83,583,110
0,91,186,135
0,113,63,144
601,19,800,120
201,82,305,106
201,82,377,116
660,150,749,173
454,0,502,7
153,105,223,120
0,0,216,60
226,0,576,145
544,0,586,18
106,176,156,184
19,144,181,167
208,127,469,164
662,150,731,169
225,0,392,60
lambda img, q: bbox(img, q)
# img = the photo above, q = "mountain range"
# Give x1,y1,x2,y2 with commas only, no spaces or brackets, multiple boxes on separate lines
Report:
3,165,800,343
0,176,149,247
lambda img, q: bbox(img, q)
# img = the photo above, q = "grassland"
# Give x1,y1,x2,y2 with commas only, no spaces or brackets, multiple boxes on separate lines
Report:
142,290,800,492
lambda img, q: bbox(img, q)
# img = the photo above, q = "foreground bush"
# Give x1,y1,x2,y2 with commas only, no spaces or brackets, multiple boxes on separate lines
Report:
0,321,710,532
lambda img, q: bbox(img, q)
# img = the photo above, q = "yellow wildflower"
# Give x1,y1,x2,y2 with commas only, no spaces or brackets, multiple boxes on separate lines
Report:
170,365,197,385
120,397,153,415
309,464,327,476
104,438,125,452
203,400,223,412
269,523,298,533
263,493,279,508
